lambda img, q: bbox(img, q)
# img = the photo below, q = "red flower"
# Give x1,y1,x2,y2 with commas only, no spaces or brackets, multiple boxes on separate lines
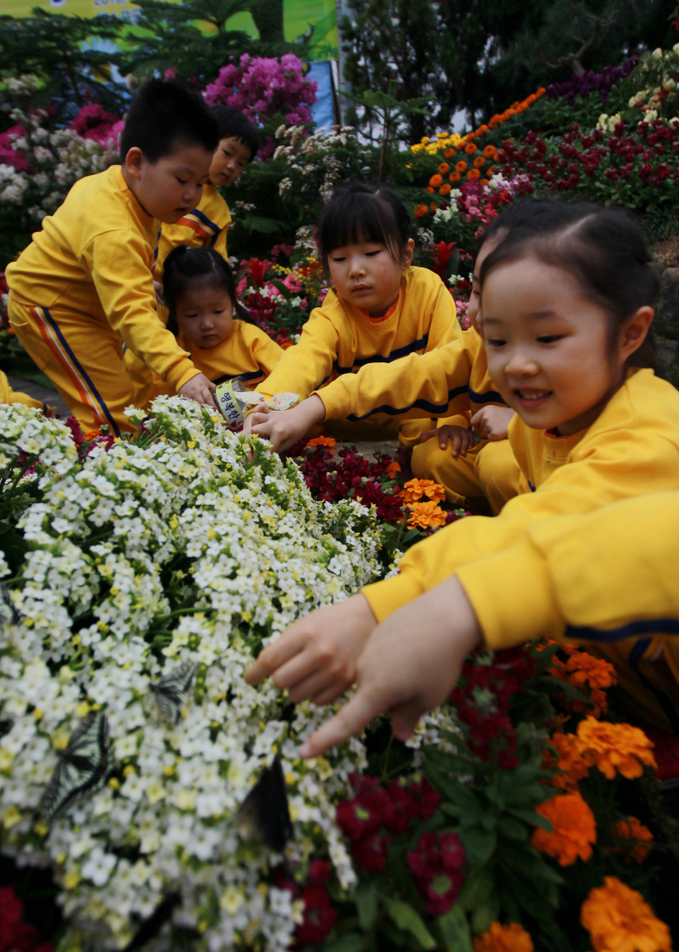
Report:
308,859,332,883
336,775,396,841
351,830,392,872
407,831,465,915
295,884,337,946
427,241,457,280
0,886,54,952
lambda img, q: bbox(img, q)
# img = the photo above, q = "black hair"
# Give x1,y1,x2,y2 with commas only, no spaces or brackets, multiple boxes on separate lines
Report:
481,198,593,249
120,80,219,165
316,181,411,269
210,105,260,161
479,202,657,369
162,246,252,332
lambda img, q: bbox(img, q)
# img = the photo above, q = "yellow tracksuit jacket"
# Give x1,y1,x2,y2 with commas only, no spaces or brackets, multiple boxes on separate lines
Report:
363,369,679,621
257,267,461,443
6,165,197,434
315,326,518,508
0,370,46,413
180,321,283,389
154,183,231,281
456,491,679,731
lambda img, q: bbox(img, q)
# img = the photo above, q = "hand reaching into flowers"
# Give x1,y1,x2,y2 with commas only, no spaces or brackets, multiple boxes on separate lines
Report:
178,372,218,411
244,593,377,704
248,394,326,453
471,405,515,441
418,424,475,457
295,577,482,758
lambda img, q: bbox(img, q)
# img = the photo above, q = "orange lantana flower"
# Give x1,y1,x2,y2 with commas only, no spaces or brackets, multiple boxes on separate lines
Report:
429,173,443,187
401,478,445,504
547,731,594,791
456,160,468,173
581,876,671,952
473,921,534,952
407,500,447,529
577,718,656,780
307,435,336,449
611,816,653,863
532,792,596,865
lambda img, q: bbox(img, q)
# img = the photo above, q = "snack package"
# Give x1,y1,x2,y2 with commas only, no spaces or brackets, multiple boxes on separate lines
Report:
215,379,298,432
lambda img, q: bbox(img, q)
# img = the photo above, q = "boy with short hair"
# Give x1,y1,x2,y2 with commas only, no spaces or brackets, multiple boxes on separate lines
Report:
6,80,220,435
127,105,260,407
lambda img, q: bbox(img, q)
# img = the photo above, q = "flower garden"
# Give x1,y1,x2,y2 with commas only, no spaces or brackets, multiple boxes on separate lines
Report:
2,29,679,952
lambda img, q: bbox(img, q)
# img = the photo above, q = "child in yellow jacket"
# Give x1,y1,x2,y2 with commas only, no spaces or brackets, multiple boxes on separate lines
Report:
126,107,261,407
6,80,220,436
243,181,462,446
159,245,282,396
243,203,679,745
0,369,53,415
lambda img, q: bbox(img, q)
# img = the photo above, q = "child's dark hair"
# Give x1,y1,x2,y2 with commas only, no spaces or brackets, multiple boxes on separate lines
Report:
480,202,657,369
482,198,594,249
162,246,250,332
120,80,219,165
210,105,260,161
317,182,411,269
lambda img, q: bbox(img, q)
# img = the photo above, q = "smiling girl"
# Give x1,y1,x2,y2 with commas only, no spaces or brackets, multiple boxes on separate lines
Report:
161,246,282,395
242,181,461,446
243,203,679,753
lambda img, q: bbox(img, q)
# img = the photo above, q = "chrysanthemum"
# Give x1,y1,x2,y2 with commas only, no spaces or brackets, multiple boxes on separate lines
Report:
473,921,534,952
532,791,596,865
581,876,671,952
577,718,656,780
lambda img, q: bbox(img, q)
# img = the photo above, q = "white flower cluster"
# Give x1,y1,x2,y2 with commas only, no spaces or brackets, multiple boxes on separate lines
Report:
0,398,411,951
0,75,118,223
273,125,360,206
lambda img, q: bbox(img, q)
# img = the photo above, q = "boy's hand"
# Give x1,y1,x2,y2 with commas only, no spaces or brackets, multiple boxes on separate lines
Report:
471,406,515,441
418,424,475,457
298,577,483,758
242,403,268,436
244,593,377,705
179,372,217,410
250,395,326,454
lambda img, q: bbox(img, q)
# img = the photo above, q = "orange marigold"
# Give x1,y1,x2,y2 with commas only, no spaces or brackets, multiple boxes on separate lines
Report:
438,162,450,174
549,648,616,716
401,478,445,504
547,732,594,791
612,816,653,864
414,203,429,217
474,921,534,952
439,183,452,195
307,435,336,449
476,124,490,136
444,148,455,158
426,186,435,194
83,429,102,441
480,178,490,186
577,717,656,780
456,160,468,172
407,500,447,529
532,792,596,865
386,460,401,478
483,144,497,158
581,876,671,952
280,338,294,349
449,171,461,182
465,142,478,155
467,169,481,180
429,173,443,187
473,156,486,168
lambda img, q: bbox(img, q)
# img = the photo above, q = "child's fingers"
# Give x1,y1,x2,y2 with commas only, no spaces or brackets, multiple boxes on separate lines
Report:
391,699,428,741
286,668,345,705
243,626,308,685
418,428,438,445
299,692,381,759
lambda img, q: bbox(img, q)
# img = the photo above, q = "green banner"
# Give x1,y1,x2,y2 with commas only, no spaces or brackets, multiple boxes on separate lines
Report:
0,0,338,59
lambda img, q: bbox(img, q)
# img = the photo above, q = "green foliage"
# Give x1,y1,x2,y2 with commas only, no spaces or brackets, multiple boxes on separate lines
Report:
0,9,127,119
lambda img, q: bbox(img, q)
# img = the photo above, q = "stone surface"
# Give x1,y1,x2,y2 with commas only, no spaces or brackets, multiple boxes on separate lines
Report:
6,375,70,419
655,268,679,341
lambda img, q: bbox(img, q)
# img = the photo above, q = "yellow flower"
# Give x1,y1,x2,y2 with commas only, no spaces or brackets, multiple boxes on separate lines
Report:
577,717,656,780
581,876,671,952
406,500,447,529
401,478,445,504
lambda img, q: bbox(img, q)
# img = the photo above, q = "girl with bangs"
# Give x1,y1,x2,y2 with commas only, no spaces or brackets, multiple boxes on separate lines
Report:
242,181,462,446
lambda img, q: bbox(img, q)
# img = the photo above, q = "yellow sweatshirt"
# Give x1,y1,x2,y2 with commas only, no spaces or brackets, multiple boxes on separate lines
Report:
6,165,197,393
318,326,505,422
257,267,461,402
155,183,231,280
178,320,283,390
0,370,45,412
363,369,679,621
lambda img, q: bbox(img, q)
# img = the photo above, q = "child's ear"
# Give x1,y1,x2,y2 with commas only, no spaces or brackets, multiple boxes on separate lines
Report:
619,305,654,363
124,146,145,181
401,238,415,269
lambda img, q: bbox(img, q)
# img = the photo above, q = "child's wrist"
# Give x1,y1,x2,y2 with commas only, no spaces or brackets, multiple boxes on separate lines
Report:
303,394,327,424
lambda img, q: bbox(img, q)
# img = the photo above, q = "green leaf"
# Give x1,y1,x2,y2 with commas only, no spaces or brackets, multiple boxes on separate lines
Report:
241,216,287,234
459,827,497,865
385,899,436,950
355,881,379,932
438,905,473,952
497,816,529,841
458,866,494,912
506,807,553,832
321,933,367,952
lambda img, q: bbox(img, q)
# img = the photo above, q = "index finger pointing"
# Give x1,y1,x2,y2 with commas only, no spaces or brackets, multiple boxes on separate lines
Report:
298,691,382,758
243,627,307,686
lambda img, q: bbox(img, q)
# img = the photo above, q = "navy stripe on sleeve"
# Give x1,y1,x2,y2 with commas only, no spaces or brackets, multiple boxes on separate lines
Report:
469,386,507,406
347,384,469,421
565,618,679,643
334,333,429,375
